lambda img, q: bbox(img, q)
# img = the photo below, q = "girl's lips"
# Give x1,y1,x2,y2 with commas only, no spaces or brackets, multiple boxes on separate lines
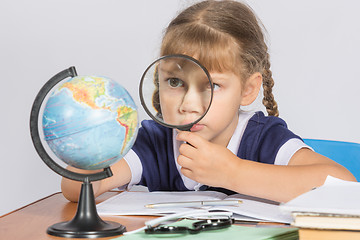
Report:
190,123,204,132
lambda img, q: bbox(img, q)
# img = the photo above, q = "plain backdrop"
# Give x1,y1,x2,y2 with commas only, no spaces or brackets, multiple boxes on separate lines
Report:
1,0,359,216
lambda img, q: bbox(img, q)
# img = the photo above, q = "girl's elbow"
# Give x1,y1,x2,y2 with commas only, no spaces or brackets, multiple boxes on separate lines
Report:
329,164,357,182
341,171,357,182
61,178,80,202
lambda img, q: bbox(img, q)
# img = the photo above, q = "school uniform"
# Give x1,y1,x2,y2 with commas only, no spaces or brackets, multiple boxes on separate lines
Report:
121,111,310,193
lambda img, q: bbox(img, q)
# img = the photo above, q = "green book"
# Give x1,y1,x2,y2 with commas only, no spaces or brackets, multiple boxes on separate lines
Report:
115,219,298,240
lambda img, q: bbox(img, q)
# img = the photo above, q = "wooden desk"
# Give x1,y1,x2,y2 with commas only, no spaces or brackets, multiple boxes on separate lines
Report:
0,191,154,240
2,192,357,240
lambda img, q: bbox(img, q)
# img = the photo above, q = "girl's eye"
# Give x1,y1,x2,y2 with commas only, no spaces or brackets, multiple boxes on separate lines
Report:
168,78,184,88
213,84,220,91
207,83,220,91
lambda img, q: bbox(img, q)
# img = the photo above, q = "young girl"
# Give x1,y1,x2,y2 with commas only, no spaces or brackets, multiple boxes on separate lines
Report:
62,0,355,203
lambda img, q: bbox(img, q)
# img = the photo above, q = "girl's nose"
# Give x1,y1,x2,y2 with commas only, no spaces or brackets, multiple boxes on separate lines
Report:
179,88,204,114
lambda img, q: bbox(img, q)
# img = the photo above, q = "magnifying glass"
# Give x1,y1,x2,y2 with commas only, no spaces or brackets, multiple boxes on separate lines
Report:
139,54,213,131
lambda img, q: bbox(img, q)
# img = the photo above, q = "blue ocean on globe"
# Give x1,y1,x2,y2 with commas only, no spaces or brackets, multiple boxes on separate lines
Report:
42,76,138,170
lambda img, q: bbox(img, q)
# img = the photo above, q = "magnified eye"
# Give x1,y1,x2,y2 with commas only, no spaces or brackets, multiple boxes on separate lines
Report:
207,83,220,91
213,84,220,91
168,78,184,88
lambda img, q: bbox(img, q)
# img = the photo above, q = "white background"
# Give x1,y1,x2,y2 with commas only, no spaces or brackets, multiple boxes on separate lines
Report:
1,0,359,216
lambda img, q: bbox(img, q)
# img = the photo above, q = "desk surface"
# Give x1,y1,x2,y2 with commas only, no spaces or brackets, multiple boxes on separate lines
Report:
2,192,358,240
0,192,154,240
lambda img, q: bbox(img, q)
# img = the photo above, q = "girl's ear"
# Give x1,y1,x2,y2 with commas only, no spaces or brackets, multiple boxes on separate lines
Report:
240,72,262,106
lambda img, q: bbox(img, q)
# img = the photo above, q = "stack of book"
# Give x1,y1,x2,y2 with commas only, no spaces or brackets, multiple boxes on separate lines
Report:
280,176,360,239
291,212,360,230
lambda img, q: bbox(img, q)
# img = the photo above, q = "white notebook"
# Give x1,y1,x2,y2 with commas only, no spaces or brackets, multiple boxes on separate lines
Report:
96,190,292,223
280,176,360,215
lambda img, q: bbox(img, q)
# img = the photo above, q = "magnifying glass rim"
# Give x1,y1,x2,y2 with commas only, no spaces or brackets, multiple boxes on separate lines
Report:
139,54,213,131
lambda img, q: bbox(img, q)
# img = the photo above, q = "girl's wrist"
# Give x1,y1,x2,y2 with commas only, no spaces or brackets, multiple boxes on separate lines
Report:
217,153,244,191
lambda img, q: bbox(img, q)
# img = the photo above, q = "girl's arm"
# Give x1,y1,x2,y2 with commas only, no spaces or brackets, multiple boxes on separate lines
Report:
225,148,356,202
61,158,131,202
176,131,356,203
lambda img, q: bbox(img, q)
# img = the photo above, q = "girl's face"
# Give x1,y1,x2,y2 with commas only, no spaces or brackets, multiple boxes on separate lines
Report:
158,59,213,127
159,60,254,146
189,71,245,146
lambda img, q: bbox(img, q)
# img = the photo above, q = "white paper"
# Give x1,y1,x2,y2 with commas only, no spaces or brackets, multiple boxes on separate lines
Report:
96,190,292,223
96,191,226,216
280,176,360,215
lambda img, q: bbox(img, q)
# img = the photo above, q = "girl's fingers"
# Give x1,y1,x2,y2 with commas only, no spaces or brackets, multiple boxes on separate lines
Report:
176,131,202,148
180,167,194,179
177,154,193,169
178,141,197,158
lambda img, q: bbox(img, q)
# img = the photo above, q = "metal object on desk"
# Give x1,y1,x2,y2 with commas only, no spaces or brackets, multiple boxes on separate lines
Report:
145,218,234,234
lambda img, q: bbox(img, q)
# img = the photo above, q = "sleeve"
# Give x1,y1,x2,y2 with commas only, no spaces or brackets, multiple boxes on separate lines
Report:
121,149,143,190
122,120,188,191
274,138,313,165
238,112,311,165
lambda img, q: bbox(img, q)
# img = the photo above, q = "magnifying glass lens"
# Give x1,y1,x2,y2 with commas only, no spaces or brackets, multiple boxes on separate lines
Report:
140,55,213,131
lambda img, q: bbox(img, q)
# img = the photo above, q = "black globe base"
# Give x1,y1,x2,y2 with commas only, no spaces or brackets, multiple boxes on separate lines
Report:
47,220,126,238
47,179,126,238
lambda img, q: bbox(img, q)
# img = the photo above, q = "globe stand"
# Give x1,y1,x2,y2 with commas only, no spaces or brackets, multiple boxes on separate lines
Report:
47,178,126,238
30,67,127,238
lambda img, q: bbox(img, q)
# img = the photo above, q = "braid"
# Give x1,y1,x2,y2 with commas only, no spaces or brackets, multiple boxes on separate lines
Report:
262,54,279,117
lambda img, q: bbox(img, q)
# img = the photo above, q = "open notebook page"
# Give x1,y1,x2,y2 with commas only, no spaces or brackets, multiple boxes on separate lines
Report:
96,190,292,223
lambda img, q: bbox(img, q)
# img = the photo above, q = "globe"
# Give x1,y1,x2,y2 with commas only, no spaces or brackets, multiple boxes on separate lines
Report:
42,75,138,170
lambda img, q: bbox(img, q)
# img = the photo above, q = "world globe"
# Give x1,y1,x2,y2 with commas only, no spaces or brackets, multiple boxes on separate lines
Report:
42,75,138,170
29,67,133,237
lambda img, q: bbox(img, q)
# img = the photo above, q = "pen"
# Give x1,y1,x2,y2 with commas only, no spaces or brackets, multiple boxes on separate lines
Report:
145,200,242,208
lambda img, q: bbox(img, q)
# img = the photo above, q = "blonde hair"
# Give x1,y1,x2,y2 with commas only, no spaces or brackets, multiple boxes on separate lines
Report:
160,0,279,116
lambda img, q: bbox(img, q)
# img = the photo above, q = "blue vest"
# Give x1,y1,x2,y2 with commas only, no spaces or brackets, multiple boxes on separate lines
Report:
131,111,302,193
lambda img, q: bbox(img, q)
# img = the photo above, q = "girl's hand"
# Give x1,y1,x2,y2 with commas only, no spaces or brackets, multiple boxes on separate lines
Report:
176,131,238,188
176,131,356,202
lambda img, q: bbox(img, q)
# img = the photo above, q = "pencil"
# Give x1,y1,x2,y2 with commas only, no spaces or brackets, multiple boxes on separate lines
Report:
145,200,242,208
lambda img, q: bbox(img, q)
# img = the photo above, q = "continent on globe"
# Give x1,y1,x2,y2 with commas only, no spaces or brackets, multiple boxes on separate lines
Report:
42,76,138,170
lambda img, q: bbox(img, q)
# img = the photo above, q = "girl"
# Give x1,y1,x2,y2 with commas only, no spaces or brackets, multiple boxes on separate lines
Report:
62,0,355,203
